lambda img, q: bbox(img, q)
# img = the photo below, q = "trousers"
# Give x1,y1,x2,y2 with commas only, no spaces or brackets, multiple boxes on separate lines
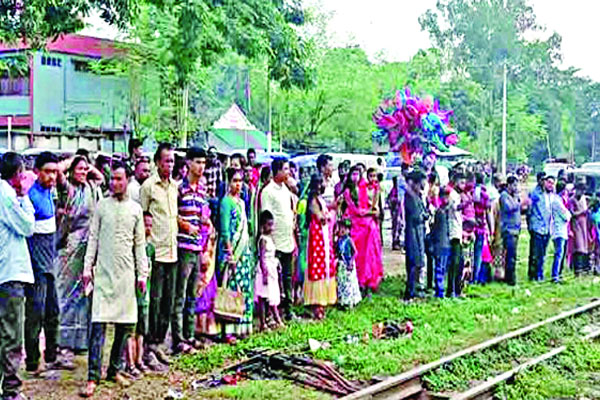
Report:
24,273,59,370
447,239,463,297
275,251,293,319
148,262,177,345
0,282,25,398
88,322,134,383
173,250,200,348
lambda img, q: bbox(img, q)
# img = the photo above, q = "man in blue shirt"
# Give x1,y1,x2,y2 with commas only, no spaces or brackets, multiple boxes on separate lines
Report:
24,152,69,373
528,175,555,281
0,152,35,400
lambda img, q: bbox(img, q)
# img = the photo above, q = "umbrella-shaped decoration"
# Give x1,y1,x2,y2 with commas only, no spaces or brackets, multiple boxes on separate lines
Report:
372,87,458,164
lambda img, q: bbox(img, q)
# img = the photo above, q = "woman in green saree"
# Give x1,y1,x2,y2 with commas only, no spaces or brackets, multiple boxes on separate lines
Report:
218,168,255,339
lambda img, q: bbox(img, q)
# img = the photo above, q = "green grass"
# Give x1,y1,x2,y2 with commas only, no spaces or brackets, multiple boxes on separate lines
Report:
193,380,330,400
176,233,600,398
497,340,600,400
423,310,600,392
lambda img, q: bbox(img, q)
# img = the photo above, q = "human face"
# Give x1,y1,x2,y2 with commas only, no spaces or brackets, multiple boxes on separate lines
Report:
290,165,298,179
229,172,243,195
338,164,348,180
7,166,25,196
457,178,466,192
157,149,175,180
350,170,360,184
36,162,58,189
133,146,143,159
188,157,206,180
230,157,242,170
72,159,89,185
544,178,555,193
263,219,274,235
134,161,151,184
276,162,290,182
322,160,333,178
508,181,518,195
110,168,129,197
339,225,349,237
144,215,153,237
248,152,256,167
368,170,378,184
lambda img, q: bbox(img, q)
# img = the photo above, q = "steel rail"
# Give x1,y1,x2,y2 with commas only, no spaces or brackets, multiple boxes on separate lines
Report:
342,299,600,400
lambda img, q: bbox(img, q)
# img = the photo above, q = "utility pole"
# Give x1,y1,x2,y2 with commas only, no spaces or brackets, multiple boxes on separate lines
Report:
501,0,508,176
501,63,507,176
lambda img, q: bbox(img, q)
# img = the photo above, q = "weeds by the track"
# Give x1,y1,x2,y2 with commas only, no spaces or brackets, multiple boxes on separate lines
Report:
496,340,600,400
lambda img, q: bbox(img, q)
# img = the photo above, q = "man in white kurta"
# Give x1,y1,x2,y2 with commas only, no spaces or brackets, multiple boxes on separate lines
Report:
82,162,148,396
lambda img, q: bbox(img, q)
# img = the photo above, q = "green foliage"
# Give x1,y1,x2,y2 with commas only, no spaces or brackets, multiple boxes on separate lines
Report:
0,0,135,46
419,0,600,166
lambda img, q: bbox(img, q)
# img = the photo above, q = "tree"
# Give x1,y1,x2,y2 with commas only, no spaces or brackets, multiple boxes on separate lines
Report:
0,0,134,46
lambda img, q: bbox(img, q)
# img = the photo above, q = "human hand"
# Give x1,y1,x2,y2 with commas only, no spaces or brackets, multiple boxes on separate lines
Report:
262,270,268,286
137,279,147,294
188,224,200,236
82,269,93,296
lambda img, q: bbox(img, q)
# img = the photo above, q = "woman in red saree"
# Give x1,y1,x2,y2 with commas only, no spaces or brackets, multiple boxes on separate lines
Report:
343,166,384,297
304,174,337,319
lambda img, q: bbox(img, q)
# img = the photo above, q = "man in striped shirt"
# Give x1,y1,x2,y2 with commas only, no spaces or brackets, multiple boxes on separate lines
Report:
173,147,208,353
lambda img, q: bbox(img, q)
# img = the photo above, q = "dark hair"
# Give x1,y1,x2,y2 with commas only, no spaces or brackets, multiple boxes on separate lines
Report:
143,211,152,218
75,148,90,163
135,156,151,169
226,167,241,182
316,154,332,171
271,158,288,177
289,161,297,170
536,172,546,182
154,142,173,163
111,160,131,177
0,152,23,180
556,180,566,194
34,151,59,170
377,157,383,165
231,153,246,167
259,210,274,227
452,172,466,183
186,146,206,161
407,170,427,183
306,174,324,229
343,165,361,207
507,176,518,185
367,167,377,177
475,172,484,185
340,218,352,229
260,165,271,182
173,155,187,179
247,148,256,157
129,138,143,156
428,171,439,185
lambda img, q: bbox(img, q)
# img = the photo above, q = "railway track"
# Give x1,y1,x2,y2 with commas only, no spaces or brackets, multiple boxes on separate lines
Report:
341,299,600,400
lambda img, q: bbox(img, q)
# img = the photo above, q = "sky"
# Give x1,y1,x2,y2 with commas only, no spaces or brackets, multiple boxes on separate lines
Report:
82,0,600,81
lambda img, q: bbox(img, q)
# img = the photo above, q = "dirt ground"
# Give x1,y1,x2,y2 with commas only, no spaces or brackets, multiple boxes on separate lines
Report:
22,248,405,400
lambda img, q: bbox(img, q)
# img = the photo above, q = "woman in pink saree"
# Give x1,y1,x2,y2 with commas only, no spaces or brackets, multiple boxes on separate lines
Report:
342,166,384,296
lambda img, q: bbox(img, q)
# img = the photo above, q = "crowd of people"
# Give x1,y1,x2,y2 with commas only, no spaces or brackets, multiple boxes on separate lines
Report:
395,162,600,302
0,142,388,399
1,140,599,399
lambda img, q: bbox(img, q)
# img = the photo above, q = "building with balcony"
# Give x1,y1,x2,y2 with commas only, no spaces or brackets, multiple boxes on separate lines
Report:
0,34,130,151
